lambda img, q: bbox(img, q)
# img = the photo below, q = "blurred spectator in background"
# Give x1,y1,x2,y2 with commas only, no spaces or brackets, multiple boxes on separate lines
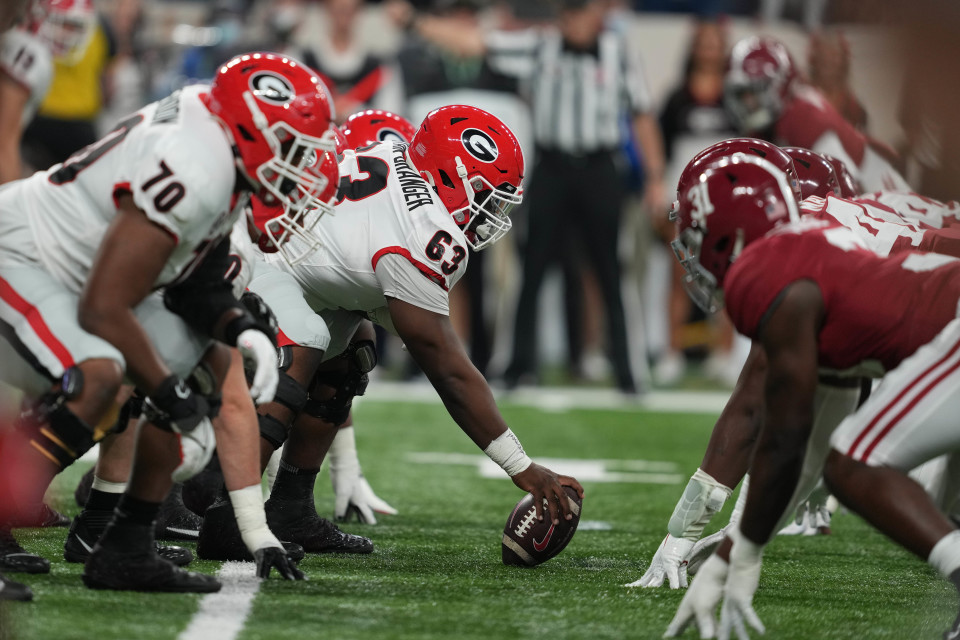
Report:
21,0,114,171
760,0,827,29
807,28,867,131
98,0,146,129
418,0,665,393
174,0,252,86
0,4,54,183
301,0,402,121
647,17,742,386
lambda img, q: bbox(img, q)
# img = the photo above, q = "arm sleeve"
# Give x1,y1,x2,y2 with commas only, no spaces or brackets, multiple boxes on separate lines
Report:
485,28,540,79
620,35,654,116
375,253,450,315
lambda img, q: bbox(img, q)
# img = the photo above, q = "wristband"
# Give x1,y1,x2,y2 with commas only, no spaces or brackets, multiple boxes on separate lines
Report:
230,484,281,553
223,313,269,348
483,429,532,476
730,526,765,562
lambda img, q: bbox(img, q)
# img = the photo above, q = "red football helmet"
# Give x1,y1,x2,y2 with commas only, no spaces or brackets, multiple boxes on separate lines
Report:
247,149,339,264
28,0,95,61
781,147,841,199
672,154,801,312
822,154,862,198
340,110,417,149
409,105,524,251
203,52,337,228
725,36,797,134
672,137,800,220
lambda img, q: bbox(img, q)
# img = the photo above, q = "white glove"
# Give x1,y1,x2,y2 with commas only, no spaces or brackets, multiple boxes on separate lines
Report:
172,416,216,483
329,426,397,524
237,328,279,404
664,553,729,639
718,529,765,640
626,534,693,589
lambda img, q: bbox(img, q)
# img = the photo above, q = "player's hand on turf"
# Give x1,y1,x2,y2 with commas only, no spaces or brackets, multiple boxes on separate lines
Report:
237,328,279,404
718,529,765,640
511,463,584,525
629,534,694,589
333,466,398,525
254,545,306,581
664,553,729,639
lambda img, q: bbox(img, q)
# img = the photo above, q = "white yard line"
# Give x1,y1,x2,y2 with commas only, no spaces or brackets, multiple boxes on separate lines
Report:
178,562,261,640
360,380,730,415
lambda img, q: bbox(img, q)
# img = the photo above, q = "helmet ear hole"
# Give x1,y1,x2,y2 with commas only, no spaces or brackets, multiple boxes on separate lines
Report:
438,169,456,190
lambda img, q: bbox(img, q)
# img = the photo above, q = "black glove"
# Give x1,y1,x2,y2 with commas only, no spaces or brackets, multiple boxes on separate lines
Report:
145,375,211,435
254,546,306,581
240,291,279,342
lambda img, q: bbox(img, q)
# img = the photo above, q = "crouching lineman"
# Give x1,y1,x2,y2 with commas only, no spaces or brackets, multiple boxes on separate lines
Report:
0,52,335,593
197,105,584,560
663,153,960,638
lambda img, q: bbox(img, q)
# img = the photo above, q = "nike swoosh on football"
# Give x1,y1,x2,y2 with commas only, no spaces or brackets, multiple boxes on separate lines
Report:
532,523,555,552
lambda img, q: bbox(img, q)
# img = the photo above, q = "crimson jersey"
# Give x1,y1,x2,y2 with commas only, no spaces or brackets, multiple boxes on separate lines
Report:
724,219,960,377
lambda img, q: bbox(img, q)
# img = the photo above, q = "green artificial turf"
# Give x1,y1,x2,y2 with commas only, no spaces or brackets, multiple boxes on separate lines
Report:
0,398,953,640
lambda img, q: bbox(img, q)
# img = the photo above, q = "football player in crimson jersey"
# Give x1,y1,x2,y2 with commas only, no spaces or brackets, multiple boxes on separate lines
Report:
663,153,960,639
0,52,336,593
636,147,960,592
725,36,909,193
199,105,583,560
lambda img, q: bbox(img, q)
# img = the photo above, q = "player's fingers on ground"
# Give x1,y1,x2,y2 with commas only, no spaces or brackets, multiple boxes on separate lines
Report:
355,500,377,525
742,606,764,634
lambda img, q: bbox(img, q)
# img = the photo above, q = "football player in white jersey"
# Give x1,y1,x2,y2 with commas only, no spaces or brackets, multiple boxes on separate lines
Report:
0,1,58,183
0,52,336,593
199,105,584,559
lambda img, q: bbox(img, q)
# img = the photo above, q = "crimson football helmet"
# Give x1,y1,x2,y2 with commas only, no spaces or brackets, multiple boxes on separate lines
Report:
340,110,417,149
672,154,801,312
725,36,797,134
203,52,337,237
409,105,524,251
672,137,800,220
28,0,95,61
781,147,841,199
822,154,862,198
247,149,339,264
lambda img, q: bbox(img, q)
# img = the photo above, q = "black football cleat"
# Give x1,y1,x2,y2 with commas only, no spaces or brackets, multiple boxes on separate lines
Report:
181,460,223,516
0,527,50,574
0,572,33,601
197,500,304,562
64,510,193,567
945,609,960,640
155,484,202,542
265,497,373,554
74,467,95,507
82,546,219,593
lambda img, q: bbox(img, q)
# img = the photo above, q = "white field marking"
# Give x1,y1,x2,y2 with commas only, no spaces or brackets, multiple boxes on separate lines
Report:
406,452,685,485
357,380,729,414
578,520,613,531
178,562,261,640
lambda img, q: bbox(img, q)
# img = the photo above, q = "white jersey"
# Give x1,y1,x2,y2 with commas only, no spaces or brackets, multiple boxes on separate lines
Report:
0,28,52,123
859,190,960,230
801,194,930,258
227,214,258,298
265,141,468,325
1,85,239,293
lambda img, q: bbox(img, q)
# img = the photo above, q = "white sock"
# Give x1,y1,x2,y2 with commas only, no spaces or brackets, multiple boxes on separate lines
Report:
928,530,960,578
91,475,126,494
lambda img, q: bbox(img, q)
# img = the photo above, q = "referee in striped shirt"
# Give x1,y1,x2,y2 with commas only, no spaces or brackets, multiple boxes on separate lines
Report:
418,0,666,393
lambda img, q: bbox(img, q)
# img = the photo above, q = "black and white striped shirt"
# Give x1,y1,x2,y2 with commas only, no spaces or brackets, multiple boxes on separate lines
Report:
485,27,652,155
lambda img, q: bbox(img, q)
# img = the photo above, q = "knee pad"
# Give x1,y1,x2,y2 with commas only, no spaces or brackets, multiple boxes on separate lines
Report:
19,393,96,470
303,340,377,426
259,413,288,450
274,370,309,414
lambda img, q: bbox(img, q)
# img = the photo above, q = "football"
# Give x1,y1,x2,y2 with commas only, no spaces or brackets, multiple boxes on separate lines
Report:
501,486,582,567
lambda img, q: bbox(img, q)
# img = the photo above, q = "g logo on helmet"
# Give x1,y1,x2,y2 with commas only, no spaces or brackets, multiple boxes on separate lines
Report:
249,72,295,105
461,128,498,163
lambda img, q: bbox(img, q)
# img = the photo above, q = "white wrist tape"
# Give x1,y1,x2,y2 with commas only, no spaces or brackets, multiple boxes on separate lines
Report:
328,425,359,470
668,468,732,541
484,429,532,476
928,530,960,578
730,525,764,563
230,484,281,553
